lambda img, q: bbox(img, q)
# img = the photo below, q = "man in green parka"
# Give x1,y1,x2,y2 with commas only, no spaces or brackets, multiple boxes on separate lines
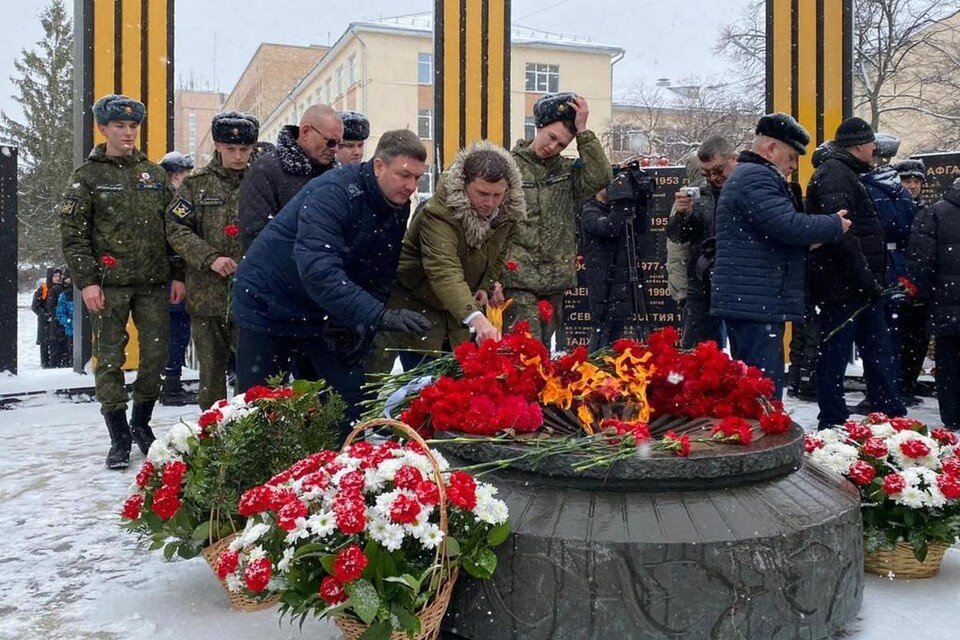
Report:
502,91,612,349
60,94,183,469
166,112,259,409
387,141,526,367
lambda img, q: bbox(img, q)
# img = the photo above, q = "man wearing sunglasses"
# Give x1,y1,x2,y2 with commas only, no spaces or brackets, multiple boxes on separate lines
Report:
238,104,343,251
666,135,737,349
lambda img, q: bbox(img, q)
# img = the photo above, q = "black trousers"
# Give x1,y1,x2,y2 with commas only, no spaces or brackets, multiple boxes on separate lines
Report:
899,301,931,395
680,297,723,350
236,327,364,443
936,334,959,430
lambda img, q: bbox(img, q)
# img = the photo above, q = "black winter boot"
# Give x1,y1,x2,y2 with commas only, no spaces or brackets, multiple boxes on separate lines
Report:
104,411,132,469
129,401,157,456
161,375,195,406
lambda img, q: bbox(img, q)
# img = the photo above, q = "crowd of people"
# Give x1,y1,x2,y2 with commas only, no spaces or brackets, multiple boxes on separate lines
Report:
56,90,959,470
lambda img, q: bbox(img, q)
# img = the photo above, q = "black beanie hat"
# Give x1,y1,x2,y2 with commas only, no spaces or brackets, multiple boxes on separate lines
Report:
835,117,875,148
755,112,810,155
338,111,370,141
211,111,259,145
92,94,145,125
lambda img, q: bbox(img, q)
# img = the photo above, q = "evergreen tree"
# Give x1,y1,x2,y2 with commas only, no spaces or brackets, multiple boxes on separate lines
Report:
0,0,73,264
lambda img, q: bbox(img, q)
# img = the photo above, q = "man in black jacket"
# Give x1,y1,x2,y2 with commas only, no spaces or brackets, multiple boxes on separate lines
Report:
238,104,342,251
806,117,906,429
666,135,736,349
907,179,960,430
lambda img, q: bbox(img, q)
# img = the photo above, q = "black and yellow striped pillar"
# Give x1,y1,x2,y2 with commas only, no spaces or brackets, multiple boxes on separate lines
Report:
434,0,511,170
74,0,174,164
766,0,852,186
72,0,174,372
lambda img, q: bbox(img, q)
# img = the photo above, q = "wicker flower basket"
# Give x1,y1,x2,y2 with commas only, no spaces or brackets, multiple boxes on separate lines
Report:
200,533,281,611
333,418,459,640
863,541,951,579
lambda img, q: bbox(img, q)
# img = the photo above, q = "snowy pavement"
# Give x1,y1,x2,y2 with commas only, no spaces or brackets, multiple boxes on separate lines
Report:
2,297,958,639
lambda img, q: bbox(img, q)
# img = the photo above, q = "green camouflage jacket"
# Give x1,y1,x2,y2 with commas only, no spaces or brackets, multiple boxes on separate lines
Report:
60,145,173,289
165,154,245,317
501,131,612,295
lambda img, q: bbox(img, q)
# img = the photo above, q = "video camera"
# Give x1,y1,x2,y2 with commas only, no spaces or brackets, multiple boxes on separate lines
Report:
607,160,656,206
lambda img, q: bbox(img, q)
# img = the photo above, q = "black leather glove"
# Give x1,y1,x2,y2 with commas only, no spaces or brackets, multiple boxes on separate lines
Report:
378,309,432,334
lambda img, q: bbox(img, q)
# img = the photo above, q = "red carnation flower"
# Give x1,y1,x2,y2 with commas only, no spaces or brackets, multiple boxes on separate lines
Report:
99,255,117,269
942,457,960,478
243,385,277,403
712,417,753,445
332,544,368,584
135,461,155,488
150,486,182,521
224,224,240,238
390,493,422,524
447,471,477,511
334,504,366,535
759,410,791,435
882,473,906,496
216,550,239,579
319,576,347,605
339,470,366,492
243,557,273,592
936,474,960,500
238,485,274,516
394,465,423,491
890,416,923,432
897,275,918,298
198,409,222,431
861,437,888,459
277,499,309,531
661,430,691,457
844,421,873,442
161,460,188,488
932,428,959,447
121,494,144,520
900,438,931,459
505,260,519,272
847,460,877,486
416,480,440,506
537,300,555,324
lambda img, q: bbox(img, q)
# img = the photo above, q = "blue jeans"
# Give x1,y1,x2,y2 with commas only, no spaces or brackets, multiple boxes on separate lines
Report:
724,319,785,400
816,301,905,429
164,301,191,377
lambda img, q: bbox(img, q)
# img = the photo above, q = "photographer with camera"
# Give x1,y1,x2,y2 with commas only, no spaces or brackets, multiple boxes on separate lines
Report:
581,162,655,350
502,91,612,349
666,136,737,349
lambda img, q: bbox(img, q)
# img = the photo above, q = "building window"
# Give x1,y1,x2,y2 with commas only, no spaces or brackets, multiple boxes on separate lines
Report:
418,53,433,85
525,63,559,93
325,78,332,104
187,112,197,157
336,66,344,96
524,116,536,141
418,109,433,139
418,165,434,196
348,54,357,85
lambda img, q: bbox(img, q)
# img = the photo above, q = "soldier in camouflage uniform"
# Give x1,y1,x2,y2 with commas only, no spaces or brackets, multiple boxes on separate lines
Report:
60,94,183,469
502,92,612,348
166,112,259,410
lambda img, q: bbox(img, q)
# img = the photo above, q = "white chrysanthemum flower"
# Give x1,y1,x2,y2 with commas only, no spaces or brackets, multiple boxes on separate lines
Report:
378,523,405,551
239,522,271,546
818,428,845,445
896,486,926,509
247,545,266,561
306,511,335,538
225,574,243,592
476,483,498,501
146,439,177,465
667,372,684,385
364,467,388,493
416,524,445,549
166,422,200,453
375,458,404,481
887,432,941,470
284,518,311,544
277,547,296,572
869,422,896,439
810,442,859,475
474,497,509,525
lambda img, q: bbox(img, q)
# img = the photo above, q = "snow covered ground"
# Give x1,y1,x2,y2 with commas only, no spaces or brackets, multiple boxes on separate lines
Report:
1,297,958,639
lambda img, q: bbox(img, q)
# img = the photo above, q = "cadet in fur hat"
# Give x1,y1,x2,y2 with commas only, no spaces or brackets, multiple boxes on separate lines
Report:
165,111,259,410
59,94,182,469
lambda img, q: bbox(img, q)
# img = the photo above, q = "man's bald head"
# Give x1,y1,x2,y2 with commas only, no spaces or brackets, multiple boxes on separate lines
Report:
297,104,343,166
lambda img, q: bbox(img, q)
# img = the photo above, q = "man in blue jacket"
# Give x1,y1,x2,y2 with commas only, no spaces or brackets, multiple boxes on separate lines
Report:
233,129,432,436
711,113,850,398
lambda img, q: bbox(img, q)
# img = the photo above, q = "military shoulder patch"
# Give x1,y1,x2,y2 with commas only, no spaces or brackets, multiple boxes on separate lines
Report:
169,198,195,219
60,197,78,216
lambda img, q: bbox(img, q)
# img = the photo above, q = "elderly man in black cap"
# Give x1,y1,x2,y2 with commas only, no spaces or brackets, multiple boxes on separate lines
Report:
166,111,259,409
711,113,850,399
807,117,907,428
337,111,369,165
59,94,183,468
895,159,927,205
502,91,612,348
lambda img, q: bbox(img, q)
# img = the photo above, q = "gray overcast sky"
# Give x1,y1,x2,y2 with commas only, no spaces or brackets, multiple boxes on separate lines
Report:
1,0,755,123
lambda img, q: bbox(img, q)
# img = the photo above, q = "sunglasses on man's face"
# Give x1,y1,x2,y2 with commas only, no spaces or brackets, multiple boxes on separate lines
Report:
303,125,342,148
700,164,727,178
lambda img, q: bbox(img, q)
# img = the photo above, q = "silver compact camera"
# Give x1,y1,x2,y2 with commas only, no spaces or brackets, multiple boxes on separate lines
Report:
680,186,701,201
